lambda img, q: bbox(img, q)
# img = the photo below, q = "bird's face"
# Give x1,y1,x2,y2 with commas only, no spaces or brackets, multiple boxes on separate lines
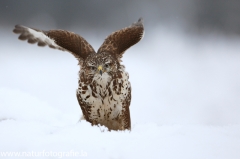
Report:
83,52,119,77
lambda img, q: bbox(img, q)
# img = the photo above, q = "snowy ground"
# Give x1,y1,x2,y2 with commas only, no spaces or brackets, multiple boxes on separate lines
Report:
0,26,240,159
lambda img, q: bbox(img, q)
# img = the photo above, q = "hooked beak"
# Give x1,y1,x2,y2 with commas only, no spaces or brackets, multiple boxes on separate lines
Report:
98,65,103,76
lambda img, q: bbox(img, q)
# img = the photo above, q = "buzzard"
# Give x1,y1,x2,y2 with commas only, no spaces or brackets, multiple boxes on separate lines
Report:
13,18,144,131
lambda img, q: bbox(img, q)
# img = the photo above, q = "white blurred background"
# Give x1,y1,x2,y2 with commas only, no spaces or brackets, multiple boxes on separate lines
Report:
0,1,240,158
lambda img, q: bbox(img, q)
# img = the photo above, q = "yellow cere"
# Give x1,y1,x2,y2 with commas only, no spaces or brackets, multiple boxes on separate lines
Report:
98,65,103,71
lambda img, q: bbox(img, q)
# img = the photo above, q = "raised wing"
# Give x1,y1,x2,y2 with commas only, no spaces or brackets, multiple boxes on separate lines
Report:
97,18,144,58
13,25,95,61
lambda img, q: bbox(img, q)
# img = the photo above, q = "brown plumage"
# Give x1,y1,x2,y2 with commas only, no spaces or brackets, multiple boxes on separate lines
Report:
13,18,144,131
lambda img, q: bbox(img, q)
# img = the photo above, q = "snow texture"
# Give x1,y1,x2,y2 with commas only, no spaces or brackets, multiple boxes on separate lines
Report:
0,26,240,159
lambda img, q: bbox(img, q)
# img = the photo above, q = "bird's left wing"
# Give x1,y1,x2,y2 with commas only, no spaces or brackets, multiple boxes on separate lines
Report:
97,18,144,59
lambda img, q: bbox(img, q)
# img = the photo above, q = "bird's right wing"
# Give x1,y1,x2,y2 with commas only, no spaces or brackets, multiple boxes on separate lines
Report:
13,25,96,63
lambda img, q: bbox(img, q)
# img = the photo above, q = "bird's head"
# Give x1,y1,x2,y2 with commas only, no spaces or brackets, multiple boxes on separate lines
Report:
82,52,119,79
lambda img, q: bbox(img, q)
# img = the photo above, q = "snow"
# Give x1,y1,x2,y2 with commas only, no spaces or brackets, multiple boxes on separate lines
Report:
0,26,240,159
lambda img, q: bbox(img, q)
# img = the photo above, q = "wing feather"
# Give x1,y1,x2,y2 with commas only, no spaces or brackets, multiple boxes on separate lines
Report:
123,88,131,130
13,25,95,61
76,91,90,122
97,18,144,58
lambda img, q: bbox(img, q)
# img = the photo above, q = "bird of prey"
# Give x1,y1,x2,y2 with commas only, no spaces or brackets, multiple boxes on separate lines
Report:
13,18,144,131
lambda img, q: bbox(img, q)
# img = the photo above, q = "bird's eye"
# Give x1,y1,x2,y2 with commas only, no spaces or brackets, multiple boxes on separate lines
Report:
89,66,96,71
104,64,110,68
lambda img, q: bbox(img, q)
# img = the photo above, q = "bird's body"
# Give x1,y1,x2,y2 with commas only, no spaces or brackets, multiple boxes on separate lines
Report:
77,59,131,130
13,18,144,131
